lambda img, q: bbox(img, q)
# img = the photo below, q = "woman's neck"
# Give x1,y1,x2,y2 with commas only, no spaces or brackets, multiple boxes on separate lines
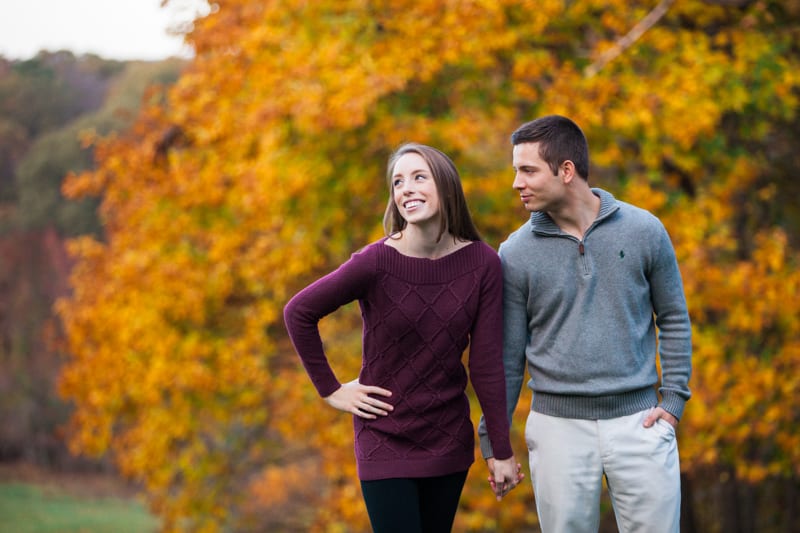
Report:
390,226,468,259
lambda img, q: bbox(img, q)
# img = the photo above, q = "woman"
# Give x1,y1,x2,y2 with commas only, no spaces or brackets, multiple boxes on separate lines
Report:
283,143,519,532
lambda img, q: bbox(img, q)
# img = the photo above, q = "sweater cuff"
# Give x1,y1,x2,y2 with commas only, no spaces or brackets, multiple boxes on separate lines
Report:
659,391,687,420
479,438,494,460
479,432,504,460
477,417,494,459
315,379,342,399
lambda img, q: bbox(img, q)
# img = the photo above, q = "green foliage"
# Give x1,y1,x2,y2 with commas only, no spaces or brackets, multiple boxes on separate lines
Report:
0,56,82,138
14,127,97,235
6,56,185,236
0,52,184,235
104,59,184,113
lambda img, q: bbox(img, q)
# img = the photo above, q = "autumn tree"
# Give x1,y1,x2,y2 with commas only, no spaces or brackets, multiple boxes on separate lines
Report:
58,0,800,531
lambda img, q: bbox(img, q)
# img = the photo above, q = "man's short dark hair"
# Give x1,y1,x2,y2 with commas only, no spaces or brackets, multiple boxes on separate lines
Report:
511,115,590,180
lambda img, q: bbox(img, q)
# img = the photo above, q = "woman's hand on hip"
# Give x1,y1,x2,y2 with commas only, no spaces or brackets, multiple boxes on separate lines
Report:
324,379,393,419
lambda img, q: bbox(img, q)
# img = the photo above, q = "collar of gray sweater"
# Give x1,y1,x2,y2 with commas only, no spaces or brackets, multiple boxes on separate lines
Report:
528,188,620,235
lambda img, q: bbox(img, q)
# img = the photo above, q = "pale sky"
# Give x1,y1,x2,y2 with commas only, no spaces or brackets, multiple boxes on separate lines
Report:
0,0,209,61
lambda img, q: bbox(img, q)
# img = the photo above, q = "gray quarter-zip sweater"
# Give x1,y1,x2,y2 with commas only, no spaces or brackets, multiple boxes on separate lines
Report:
479,188,692,458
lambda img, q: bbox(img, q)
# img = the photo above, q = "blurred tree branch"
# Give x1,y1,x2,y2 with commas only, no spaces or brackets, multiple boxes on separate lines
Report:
584,0,675,78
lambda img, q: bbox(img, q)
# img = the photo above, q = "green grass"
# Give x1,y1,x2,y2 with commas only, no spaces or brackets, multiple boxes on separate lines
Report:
0,482,159,533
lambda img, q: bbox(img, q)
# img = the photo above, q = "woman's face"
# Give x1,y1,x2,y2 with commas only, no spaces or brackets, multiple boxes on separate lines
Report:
391,152,441,227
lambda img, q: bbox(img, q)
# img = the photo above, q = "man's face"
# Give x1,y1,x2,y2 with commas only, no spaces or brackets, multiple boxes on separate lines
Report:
512,142,564,213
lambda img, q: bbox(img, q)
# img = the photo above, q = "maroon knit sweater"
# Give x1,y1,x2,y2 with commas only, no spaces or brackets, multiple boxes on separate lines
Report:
283,239,513,481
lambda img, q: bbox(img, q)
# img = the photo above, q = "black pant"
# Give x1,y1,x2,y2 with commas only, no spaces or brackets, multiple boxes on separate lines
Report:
360,471,469,533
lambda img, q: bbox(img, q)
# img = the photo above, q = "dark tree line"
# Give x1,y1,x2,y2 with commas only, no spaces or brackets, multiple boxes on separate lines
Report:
0,50,184,466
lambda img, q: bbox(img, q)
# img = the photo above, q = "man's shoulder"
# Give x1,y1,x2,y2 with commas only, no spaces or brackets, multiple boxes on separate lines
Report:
591,186,665,234
498,221,533,253
612,200,667,235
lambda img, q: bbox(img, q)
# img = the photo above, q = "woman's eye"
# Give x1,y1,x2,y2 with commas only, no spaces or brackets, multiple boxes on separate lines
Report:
415,174,426,181
393,179,403,187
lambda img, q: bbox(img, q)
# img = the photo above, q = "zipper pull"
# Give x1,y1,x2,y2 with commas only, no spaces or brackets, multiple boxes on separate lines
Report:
579,242,585,255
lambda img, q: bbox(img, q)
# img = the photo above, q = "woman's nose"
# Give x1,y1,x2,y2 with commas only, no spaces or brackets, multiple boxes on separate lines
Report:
400,181,415,193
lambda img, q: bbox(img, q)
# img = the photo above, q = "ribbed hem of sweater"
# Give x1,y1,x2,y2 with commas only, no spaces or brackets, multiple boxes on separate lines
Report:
532,386,658,420
357,451,474,481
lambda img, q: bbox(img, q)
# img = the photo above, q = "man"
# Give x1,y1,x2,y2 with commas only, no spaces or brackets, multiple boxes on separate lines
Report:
479,115,692,532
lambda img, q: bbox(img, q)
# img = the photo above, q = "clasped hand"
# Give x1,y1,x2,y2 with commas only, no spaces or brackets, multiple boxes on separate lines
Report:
324,379,393,419
487,456,525,501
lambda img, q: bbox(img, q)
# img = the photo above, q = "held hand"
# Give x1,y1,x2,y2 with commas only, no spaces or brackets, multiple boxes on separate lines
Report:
324,379,393,419
643,406,678,429
487,456,524,501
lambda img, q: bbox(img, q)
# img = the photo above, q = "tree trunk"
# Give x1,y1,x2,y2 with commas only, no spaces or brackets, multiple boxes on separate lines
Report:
680,472,697,533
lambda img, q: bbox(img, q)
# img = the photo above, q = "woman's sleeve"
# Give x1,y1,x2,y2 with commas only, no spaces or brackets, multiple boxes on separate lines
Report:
468,248,513,460
283,246,375,398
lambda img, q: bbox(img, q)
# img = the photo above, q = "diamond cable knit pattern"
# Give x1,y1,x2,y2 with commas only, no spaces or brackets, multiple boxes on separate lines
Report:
284,239,512,480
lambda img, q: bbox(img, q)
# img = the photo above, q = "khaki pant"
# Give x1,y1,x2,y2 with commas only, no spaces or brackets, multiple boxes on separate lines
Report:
526,409,681,533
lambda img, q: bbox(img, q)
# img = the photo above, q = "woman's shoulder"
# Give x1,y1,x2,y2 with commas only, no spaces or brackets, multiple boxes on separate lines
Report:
469,240,501,262
471,239,498,254
351,238,390,256
470,241,502,277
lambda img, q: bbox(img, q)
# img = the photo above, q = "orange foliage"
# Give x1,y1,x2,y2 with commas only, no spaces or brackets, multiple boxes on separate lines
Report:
57,0,800,530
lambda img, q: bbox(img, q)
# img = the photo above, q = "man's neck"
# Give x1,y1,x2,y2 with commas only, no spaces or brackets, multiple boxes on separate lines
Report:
547,186,601,240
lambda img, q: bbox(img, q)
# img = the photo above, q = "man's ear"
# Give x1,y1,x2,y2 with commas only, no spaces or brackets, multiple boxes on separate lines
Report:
560,160,577,183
